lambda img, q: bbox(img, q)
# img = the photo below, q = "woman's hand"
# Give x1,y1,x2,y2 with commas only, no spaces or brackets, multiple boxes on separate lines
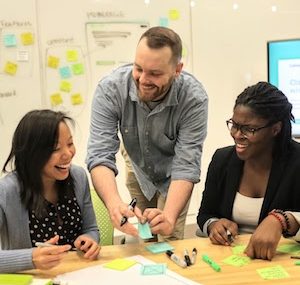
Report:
74,235,101,260
32,235,71,270
245,215,282,260
208,218,238,246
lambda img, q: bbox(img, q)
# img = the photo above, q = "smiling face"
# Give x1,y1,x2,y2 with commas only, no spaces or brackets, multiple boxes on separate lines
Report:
132,37,183,102
42,121,76,187
230,105,281,162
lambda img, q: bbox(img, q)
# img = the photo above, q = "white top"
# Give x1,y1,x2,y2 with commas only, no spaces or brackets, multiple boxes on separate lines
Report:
232,192,264,233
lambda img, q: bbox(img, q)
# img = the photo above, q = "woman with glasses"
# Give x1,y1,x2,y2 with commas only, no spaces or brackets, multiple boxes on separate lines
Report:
197,81,300,260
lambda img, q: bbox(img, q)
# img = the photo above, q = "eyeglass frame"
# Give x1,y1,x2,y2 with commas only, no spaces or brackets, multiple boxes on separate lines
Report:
226,119,274,137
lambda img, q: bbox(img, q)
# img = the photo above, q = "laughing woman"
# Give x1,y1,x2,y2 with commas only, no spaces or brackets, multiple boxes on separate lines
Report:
197,82,300,260
0,110,100,273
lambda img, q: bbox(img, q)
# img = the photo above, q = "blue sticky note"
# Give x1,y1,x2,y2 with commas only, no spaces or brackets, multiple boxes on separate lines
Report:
59,66,71,79
145,242,174,254
4,34,17,47
159,17,169,27
141,263,167,275
138,222,153,239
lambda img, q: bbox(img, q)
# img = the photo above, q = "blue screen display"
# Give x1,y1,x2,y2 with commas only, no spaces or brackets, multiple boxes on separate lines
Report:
268,39,300,136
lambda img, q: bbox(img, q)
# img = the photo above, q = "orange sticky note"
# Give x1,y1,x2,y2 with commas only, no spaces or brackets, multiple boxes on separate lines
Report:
47,55,60,68
71,93,83,105
50,93,63,106
21,32,34,45
60,80,72,92
4,61,18,75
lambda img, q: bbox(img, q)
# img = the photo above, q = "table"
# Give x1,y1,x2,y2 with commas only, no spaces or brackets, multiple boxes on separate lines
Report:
24,234,300,284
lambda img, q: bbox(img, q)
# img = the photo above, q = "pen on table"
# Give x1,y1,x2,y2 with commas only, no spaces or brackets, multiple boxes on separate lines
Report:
183,248,192,266
202,254,221,272
226,229,234,244
166,250,187,268
191,247,197,265
35,242,77,251
291,255,300,259
120,197,137,226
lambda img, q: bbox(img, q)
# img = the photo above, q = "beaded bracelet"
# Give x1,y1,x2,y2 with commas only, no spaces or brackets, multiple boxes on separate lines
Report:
273,209,291,232
268,211,287,232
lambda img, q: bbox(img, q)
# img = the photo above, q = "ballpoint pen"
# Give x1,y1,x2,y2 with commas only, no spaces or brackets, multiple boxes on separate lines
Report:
166,250,187,268
191,248,197,265
35,242,77,251
202,254,221,272
120,198,137,226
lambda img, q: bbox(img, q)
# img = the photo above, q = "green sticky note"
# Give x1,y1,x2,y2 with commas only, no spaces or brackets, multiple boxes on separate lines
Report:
138,222,153,239
257,265,290,280
222,255,251,267
232,245,246,255
145,242,174,254
104,258,137,271
71,63,84,75
0,274,33,285
277,243,300,254
140,263,167,275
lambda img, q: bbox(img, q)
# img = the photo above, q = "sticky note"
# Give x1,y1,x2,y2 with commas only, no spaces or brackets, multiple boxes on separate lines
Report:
4,61,18,75
60,81,72,92
169,9,180,20
4,34,17,47
277,243,300,254
20,32,34,45
145,242,174,254
0,274,33,285
140,264,167,275
103,258,137,271
138,222,153,239
232,245,247,255
159,17,169,27
66,50,78,62
71,93,83,105
59,66,71,79
222,255,251,267
71,63,84,75
17,50,29,62
257,265,289,280
50,93,63,106
47,55,60,68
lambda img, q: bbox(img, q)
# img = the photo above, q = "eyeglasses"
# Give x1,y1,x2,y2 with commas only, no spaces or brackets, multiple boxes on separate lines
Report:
226,119,273,137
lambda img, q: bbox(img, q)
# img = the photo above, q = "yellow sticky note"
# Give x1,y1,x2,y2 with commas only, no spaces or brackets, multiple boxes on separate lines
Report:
71,93,83,105
21,32,34,45
47,55,60,69
4,61,18,75
50,93,63,106
60,81,72,92
103,258,137,271
257,265,289,280
169,9,180,20
66,50,78,62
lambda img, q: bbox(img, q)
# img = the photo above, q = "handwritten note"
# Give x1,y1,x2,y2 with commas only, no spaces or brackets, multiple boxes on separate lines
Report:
277,243,300,254
257,265,289,280
4,34,17,47
20,32,34,45
66,50,78,62
169,9,180,20
138,222,153,239
47,55,60,68
71,63,84,75
140,264,167,275
4,61,18,75
60,81,72,92
232,245,247,255
71,93,83,105
59,66,71,79
145,242,174,254
222,255,251,267
103,258,137,271
50,93,63,106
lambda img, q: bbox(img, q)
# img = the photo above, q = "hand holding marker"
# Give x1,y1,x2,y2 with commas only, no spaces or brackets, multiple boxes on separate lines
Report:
120,198,137,226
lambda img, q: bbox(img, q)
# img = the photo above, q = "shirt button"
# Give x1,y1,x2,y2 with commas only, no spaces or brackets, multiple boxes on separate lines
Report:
145,131,149,135
148,166,152,169
124,129,129,133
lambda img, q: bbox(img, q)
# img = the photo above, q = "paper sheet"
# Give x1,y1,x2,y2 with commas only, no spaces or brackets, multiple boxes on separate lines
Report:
54,255,201,285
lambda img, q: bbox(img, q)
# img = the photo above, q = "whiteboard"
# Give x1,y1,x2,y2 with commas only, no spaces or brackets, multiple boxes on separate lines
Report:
1,0,193,174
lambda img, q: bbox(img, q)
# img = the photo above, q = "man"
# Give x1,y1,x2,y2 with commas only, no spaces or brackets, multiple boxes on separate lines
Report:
86,26,208,240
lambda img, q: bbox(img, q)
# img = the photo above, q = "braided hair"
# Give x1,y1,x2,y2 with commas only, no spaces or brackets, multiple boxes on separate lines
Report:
235,81,295,158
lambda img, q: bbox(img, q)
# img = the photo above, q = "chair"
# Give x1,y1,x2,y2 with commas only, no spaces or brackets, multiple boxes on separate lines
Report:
90,189,114,246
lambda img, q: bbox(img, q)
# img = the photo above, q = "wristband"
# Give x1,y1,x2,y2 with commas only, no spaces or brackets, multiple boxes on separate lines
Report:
268,211,287,232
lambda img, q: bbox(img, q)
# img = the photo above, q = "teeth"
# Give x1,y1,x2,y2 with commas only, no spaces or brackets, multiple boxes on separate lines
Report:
56,163,71,169
236,144,247,148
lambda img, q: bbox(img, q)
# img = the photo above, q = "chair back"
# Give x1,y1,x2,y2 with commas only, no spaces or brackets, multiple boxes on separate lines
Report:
90,189,114,246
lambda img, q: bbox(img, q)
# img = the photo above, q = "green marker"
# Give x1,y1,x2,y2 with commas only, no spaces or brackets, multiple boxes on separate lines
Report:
202,254,221,272
295,261,300,266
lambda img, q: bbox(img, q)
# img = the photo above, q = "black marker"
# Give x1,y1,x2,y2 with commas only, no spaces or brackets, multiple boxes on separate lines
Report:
191,248,197,265
184,249,192,266
166,250,187,268
226,229,234,244
120,198,137,226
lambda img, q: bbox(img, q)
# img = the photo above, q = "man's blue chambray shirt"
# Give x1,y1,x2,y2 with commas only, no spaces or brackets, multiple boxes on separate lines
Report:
86,64,208,200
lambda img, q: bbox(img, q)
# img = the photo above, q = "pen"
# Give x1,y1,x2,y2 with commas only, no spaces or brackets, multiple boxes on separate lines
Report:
35,242,77,251
202,254,221,272
183,249,192,266
120,198,137,226
191,247,197,265
291,256,300,259
166,250,187,268
226,229,234,243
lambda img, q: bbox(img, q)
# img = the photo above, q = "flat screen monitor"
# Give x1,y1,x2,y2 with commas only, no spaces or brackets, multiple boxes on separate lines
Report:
268,38,300,137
